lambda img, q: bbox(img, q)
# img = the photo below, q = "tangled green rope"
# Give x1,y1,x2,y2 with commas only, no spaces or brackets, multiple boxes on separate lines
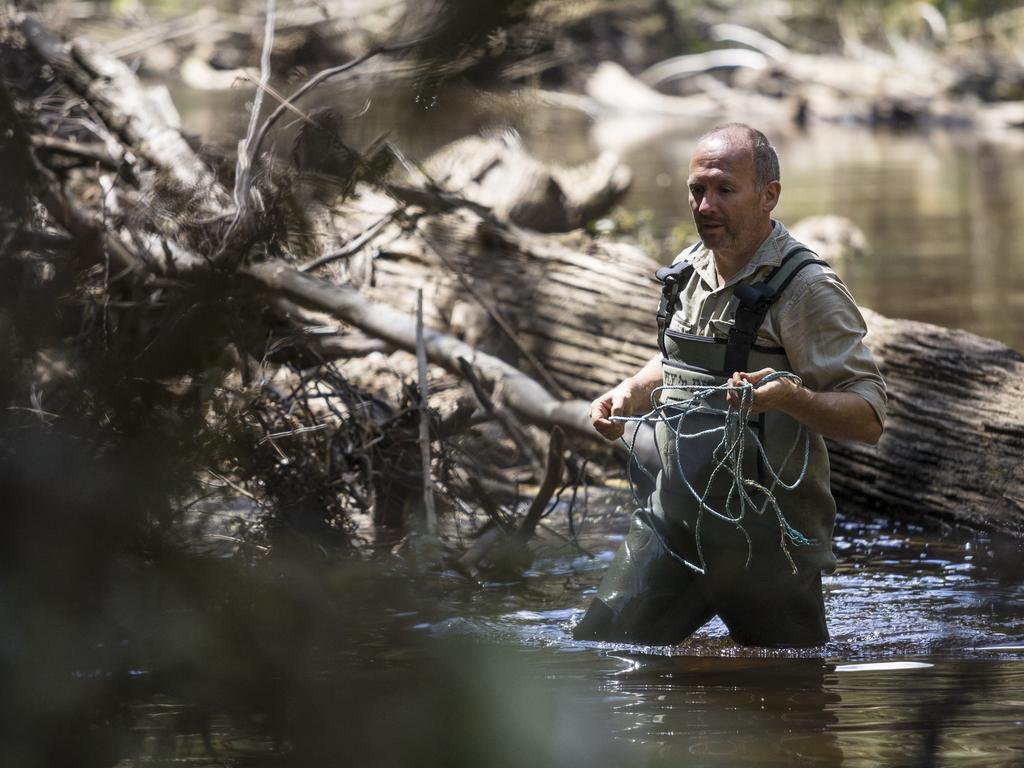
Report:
612,371,814,575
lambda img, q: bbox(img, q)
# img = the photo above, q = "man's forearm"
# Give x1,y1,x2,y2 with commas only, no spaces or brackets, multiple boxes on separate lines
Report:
730,369,883,445
779,387,883,444
626,354,664,409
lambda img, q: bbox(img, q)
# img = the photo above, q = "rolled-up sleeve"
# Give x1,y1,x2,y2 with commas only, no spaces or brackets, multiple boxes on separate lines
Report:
777,273,887,426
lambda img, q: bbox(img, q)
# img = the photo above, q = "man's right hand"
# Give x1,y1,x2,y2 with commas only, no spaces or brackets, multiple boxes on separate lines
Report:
590,355,664,442
590,381,643,441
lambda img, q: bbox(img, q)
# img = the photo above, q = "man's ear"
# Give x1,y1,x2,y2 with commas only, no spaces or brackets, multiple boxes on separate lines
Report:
762,180,781,213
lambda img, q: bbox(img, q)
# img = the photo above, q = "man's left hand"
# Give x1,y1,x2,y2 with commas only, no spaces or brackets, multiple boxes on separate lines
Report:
726,367,800,416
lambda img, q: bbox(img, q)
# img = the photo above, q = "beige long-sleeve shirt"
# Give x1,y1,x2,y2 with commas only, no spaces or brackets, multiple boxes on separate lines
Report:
670,220,887,425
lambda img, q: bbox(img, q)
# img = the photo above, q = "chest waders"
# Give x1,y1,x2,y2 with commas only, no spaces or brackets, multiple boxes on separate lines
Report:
573,243,838,646
649,243,833,559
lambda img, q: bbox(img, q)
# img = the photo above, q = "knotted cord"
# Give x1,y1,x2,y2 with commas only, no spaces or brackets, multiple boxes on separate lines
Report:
612,371,814,575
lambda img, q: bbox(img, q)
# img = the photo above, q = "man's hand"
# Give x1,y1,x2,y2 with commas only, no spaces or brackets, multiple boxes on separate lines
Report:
590,355,665,441
590,381,644,441
726,368,799,416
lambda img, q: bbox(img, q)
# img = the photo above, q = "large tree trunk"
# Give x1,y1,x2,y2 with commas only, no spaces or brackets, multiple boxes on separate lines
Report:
324,196,1024,536
326,196,662,397
829,310,1024,536
11,13,1024,537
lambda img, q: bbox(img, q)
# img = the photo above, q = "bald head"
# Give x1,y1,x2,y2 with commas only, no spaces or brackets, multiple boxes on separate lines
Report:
695,123,779,189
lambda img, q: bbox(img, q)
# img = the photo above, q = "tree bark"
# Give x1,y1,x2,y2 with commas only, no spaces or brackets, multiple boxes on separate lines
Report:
421,132,631,233
20,15,230,217
323,197,1024,536
241,261,596,441
829,310,1024,536
326,195,662,398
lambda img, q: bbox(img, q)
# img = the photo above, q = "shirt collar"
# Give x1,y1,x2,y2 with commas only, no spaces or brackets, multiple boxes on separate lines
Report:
689,220,788,290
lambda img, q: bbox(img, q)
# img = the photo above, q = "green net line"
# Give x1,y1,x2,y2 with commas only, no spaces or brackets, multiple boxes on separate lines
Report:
612,371,814,575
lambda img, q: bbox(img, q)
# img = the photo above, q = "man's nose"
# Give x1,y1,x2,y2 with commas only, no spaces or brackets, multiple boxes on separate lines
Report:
698,194,715,214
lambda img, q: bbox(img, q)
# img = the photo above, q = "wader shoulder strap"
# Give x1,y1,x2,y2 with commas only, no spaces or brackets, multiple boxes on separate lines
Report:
723,246,830,374
655,259,695,358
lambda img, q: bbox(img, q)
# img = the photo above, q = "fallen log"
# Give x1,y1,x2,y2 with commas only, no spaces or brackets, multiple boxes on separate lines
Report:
20,15,230,217
321,190,1024,536
421,131,631,233
11,15,1024,539
314,194,661,398
585,61,721,118
830,310,1024,537
638,48,772,88
241,260,595,441
583,43,1022,136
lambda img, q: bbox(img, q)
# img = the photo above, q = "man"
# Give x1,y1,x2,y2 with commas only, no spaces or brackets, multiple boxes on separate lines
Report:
573,123,886,647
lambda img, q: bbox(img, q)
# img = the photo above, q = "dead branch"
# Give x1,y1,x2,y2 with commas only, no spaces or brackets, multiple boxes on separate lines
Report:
241,261,596,440
415,289,438,537
512,426,565,544
30,135,121,169
453,426,566,579
247,37,428,168
19,13,230,215
456,356,543,468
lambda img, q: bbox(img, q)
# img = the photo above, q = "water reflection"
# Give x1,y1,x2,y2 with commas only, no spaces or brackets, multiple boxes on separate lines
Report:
602,654,843,766
610,123,1024,353
541,644,1024,767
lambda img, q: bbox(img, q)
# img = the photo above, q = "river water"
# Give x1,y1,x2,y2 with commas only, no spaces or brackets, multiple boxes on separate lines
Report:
610,121,1024,352
427,499,1024,767
154,83,1024,765
141,496,1024,767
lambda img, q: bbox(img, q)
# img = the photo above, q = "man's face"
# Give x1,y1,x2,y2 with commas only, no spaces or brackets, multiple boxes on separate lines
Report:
687,136,779,258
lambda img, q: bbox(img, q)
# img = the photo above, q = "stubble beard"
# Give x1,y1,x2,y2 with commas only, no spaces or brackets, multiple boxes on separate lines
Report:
696,219,733,252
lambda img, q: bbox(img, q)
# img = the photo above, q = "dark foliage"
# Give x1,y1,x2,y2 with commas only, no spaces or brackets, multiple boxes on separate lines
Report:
0,3,574,762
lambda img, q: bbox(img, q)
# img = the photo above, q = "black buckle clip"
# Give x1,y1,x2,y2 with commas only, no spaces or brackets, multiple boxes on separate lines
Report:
733,282,775,310
655,261,692,286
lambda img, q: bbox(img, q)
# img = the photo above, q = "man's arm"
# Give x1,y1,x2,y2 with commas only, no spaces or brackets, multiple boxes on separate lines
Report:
726,265,887,446
590,354,663,441
728,367,883,444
